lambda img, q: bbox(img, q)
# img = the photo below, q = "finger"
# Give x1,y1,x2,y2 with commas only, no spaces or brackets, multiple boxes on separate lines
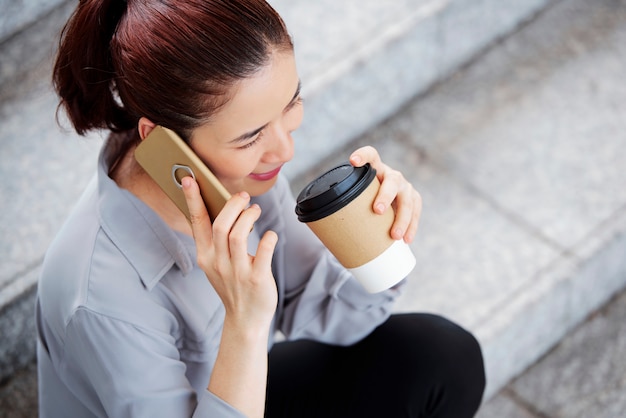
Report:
182,176,213,249
389,186,418,241
350,147,398,210
211,191,251,258
403,191,422,243
372,169,403,215
349,145,381,169
254,230,278,271
348,145,390,209
228,204,262,263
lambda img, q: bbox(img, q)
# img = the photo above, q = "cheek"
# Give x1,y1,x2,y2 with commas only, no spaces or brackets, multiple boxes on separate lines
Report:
211,157,256,181
193,148,253,183
207,162,255,195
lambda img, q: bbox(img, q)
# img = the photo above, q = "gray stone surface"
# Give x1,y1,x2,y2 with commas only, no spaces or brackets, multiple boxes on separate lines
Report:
510,289,626,417
0,86,102,292
0,362,38,418
3,0,626,415
0,0,551,299
296,135,561,332
0,0,553,379
0,280,37,382
296,0,626,399
0,0,74,103
0,0,66,41
476,389,537,418
477,288,626,418
382,0,626,250
272,0,554,179
0,66,101,383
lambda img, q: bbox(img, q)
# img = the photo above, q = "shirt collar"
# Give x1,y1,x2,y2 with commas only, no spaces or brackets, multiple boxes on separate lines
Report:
96,147,195,290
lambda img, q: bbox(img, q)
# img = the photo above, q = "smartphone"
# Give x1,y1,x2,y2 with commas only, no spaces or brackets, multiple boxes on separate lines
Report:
134,126,231,223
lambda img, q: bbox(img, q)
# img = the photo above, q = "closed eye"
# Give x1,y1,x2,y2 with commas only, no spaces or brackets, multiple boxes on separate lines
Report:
237,130,264,150
285,96,303,113
234,81,302,150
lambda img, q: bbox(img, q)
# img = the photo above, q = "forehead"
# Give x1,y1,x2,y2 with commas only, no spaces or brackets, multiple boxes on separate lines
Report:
209,51,299,138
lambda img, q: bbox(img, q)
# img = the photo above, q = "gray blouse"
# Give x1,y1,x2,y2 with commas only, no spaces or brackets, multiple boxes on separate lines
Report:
36,148,405,417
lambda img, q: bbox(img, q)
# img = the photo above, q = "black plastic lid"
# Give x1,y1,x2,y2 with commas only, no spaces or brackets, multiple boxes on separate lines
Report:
295,163,376,222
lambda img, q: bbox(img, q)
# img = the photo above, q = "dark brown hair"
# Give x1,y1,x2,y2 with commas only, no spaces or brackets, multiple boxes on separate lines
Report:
53,0,292,170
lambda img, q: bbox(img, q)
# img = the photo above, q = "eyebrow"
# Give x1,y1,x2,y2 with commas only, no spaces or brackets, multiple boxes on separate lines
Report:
229,80,302,144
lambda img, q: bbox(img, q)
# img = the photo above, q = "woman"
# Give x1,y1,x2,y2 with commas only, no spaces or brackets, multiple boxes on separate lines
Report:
36,0,486,417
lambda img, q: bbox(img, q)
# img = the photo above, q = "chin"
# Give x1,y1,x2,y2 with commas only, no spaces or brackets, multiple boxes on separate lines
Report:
246,176,279,197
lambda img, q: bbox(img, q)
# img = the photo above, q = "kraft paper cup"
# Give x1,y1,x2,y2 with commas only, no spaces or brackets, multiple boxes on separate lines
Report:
295,163,416,293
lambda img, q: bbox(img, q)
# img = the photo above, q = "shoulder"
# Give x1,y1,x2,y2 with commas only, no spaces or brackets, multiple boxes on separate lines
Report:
38,177,175,337
38,181,125,318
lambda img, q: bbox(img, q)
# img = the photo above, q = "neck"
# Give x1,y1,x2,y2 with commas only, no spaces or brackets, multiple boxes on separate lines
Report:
111,147,193,236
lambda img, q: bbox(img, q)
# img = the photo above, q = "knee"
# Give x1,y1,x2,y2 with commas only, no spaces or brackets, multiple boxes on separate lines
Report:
393,314,486,404
436,315,483,366
422,314,487,411
360,314,487,416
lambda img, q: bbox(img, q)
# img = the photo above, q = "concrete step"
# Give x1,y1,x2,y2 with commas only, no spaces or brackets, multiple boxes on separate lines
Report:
0,0,64,41
0,0,72,104
476,287,626,418
290,0,626,400
1,0,557,392
274,0,553,179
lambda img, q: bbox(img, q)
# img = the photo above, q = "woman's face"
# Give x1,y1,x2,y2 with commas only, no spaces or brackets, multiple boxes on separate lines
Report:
189,50,303,196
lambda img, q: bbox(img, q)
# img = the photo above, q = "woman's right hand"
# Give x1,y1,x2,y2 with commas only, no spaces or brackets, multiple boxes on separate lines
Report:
181,176,279,330
182,176,277,417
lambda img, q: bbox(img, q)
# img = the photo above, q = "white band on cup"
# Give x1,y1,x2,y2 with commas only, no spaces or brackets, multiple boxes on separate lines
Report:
348,240,416,293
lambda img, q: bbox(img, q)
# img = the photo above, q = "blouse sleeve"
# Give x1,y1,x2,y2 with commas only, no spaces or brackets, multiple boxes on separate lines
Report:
63,308,246,418
266,176,407,346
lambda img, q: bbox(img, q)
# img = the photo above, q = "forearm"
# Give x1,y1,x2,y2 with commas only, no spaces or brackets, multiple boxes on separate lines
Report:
280,256,406,345
208,317,271,418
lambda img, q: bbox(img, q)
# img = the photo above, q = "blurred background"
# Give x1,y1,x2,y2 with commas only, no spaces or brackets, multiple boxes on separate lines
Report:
2,0,626,416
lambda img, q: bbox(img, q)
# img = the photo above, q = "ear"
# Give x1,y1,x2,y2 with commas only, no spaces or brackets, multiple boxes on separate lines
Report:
138,117,157,140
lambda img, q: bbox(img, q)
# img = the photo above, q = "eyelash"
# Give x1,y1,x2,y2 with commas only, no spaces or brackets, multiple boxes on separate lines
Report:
238,130,264,150
237,96,303,150
287,96,304,111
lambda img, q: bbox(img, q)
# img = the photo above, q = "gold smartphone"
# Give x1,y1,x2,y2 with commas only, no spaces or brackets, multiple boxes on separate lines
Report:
134,126,231,222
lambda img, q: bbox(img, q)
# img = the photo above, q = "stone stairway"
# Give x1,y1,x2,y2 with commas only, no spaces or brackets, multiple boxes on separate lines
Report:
4,0,624,407
297,0,626,400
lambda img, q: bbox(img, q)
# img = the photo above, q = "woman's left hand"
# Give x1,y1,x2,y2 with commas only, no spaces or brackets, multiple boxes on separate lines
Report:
350,146,422,243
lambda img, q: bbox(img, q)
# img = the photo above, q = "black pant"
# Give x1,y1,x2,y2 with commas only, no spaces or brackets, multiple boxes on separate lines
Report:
266,313,486,417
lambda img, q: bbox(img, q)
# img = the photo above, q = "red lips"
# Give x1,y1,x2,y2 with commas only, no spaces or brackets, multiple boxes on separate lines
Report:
248,165,282,181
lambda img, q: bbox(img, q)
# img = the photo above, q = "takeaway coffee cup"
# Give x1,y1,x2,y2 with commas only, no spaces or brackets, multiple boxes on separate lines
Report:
295,163,416,293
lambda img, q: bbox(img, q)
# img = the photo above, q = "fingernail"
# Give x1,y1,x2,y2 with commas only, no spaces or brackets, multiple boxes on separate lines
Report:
239,191,250,199
394,228,404,239
351,155,362,165
181,176,192,188
375,203,385,214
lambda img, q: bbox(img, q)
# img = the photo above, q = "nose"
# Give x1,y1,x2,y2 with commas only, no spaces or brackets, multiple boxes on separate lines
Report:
263,122,295,164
